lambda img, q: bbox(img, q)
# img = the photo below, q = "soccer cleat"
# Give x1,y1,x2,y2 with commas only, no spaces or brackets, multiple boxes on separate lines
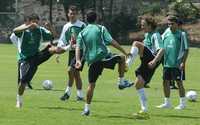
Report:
16,101,22,108
174,104,185,110
133,110,150,119
81,110,90,116
156,103,171,109
118,80,134,90
60,93,70,101
77,96,84,101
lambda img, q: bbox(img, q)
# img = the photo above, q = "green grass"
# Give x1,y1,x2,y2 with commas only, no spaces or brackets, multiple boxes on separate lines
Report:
0,44,200,125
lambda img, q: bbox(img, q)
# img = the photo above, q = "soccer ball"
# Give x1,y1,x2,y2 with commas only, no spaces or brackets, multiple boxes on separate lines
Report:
42,80,53,90
186,90,197,102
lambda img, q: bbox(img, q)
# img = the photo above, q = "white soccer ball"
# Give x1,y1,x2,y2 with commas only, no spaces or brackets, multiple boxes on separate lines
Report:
186,90,197,102
42,80,53,90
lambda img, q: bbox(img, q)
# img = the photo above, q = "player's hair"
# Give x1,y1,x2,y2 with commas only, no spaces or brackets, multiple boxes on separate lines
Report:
141,15,157,30
168,15,179,23
28,13,40,21
24,15,30,22
86,10,97,23
68,5,78,12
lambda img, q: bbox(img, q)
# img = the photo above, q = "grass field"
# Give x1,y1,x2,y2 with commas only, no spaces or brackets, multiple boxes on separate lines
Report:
0,44,200,125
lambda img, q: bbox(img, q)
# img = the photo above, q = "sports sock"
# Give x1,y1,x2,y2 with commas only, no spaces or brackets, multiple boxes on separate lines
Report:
65,86,72,95
137,88,147,112
126,46,138,67
77,89,84,98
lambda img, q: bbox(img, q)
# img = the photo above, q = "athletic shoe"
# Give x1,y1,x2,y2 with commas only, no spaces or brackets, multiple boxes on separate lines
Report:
60,93,70,101
77,96,84,101
16,101,22,108
174,104,185,110
133,110,150,119
118,80,134,90
156,103,171,109
81,110,90,116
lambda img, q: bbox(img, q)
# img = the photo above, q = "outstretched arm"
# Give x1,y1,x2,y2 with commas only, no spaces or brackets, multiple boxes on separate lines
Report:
110,39,128,56
148,48,165,69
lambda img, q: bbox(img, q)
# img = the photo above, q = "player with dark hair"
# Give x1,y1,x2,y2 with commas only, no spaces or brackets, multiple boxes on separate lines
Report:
13,13,57,108
56,5,86,101
126,15,164,118
75,10,132,116
150,16,188,110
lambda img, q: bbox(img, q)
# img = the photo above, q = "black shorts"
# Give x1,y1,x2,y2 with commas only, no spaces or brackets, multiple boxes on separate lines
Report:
163,68,184,81
88,54,122,83
18,46,53,84
68,50,85,71
135,46,161,84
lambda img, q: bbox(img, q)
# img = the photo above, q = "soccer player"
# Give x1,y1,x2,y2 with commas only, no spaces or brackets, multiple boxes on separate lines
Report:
13,13,57,108
126,15,164,118
150,16,188,110
10,16,33,89
75,10,132,116
55,5,86,101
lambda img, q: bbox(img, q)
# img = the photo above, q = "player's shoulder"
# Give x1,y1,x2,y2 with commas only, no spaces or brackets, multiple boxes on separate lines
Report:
74,20,86,27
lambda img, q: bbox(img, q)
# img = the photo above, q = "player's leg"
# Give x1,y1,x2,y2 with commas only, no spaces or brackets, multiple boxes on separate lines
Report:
16,60,38,108
126,41,144,67
82,61,103,116
157,68,171,108
174,68,186,109
74,70,84,100
60,51,75,101
60,67,75,101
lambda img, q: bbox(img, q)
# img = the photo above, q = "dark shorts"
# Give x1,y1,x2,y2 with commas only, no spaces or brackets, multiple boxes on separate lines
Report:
163,68,184,81
68,50,85,71
135,46,161,84
88,54,122,83
18,45,53,84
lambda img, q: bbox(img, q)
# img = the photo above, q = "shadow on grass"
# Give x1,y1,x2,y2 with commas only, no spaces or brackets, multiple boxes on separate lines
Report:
33,88,63,92
92,99,120,104
92,113,148,120
153,114,200,119
38,106,82,111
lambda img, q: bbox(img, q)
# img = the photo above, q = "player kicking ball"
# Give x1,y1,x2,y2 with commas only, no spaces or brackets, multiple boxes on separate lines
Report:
126,15,164,119
75,10,132,116
13,13,57,108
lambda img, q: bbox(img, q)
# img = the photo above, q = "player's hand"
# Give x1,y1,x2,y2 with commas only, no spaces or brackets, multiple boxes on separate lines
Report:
179,62,185,70
56,55,60,63
75,60,82,69
148,60,156,69
48,46,57,54
29,23,38,29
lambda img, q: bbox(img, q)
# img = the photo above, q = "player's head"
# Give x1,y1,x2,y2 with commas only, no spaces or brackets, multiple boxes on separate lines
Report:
29,13,40,24
67,5,78,22
140,15,157,32
167,15,179,32
86,10,97,24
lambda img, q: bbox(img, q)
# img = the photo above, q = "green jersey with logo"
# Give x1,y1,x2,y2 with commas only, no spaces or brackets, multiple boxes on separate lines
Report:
57,20,85,50
77,24,113,64
162,28,188,68
14,26,53,60
143,31,163,55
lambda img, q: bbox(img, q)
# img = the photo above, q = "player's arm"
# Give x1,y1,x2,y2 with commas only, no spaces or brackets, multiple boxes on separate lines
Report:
13,23,38,33
110,40,128,56
148,48,165,69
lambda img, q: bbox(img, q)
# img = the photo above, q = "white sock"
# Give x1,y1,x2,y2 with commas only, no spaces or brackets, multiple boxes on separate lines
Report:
16,94,22,102
126,46,138,67
65,86,72,95
164,97,170,105
77,89,84,98
118,77,124,85
137,88,147,112
84,103,90,111
180,97,186,105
